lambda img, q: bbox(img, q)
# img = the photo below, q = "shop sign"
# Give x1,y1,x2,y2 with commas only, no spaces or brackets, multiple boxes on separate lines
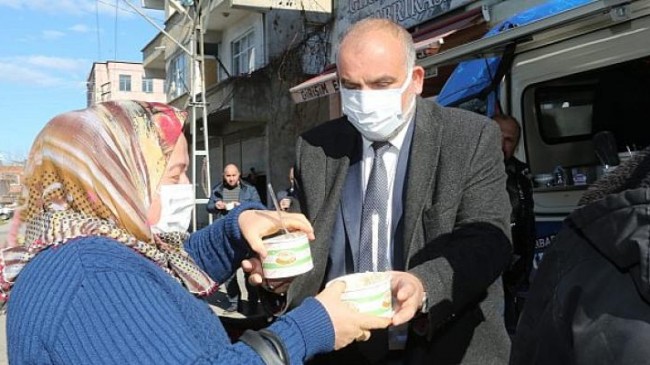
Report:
335,0,478,41
290,76,339,103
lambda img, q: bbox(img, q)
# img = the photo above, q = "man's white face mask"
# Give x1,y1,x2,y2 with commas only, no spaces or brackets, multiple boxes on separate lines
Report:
151,183,194,234
340,67,415,141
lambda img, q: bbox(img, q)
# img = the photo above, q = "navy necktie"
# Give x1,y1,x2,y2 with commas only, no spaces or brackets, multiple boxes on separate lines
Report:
358,141,391,272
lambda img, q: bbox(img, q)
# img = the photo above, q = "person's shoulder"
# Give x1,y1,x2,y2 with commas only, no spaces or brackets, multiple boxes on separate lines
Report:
240,180,255,188
11,237,148,312
53,237,151,272
418,98,495,129
445,107,494,128
22,237,159,280
300,116,356,141
298,116,360,156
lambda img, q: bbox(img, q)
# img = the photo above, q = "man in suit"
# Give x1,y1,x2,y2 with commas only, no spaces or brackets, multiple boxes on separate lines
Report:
247,18,512,364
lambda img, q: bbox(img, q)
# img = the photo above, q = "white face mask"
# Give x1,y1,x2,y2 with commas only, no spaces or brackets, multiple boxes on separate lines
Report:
151,184,194,234
340,68,415,141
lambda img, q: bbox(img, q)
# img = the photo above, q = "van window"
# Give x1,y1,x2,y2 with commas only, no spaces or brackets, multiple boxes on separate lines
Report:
523,56,650,178
536,85,595,144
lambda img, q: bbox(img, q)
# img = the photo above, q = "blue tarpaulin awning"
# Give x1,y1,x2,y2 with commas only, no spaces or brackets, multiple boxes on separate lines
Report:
437,0,594,110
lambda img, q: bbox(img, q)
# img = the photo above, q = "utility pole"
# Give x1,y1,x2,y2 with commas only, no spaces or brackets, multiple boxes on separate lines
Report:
188,7,213,231
124,0,212,231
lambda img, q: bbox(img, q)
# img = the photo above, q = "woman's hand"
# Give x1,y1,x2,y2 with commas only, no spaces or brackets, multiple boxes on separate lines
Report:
237,210,314,258
315,281,392,350
241,257,293,294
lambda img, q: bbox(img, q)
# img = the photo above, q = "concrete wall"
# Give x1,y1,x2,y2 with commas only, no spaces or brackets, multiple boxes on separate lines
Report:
264,9,332,62
220,13,265,76
265,69,336,202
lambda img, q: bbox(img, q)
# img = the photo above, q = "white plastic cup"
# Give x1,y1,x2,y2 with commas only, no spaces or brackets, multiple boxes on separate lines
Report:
262,232,313,279
326,272,393,318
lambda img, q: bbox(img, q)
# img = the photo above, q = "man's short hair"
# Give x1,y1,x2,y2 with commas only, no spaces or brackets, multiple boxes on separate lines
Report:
338,18,416,69
493,114,521,150
493,114,520,133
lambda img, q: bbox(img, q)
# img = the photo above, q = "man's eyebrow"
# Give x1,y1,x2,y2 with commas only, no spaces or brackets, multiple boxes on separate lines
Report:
369,74,397,83
339,77,358,85
341,75,398,85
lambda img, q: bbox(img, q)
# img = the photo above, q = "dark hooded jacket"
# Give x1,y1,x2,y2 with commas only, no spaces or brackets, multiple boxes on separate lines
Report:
510,181,650,364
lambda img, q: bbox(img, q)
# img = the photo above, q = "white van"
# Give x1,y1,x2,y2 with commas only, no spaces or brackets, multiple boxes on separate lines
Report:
420,0,650,269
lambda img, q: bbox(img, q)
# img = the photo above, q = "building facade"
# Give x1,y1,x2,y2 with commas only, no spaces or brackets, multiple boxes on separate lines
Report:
141,0,331,227
86,61,167,106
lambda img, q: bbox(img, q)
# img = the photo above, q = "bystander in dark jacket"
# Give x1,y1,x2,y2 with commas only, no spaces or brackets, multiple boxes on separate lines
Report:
494,114,536,335
207,164,261,220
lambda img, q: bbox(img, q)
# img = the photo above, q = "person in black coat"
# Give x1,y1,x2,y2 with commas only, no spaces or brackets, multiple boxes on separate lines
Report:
511,147,650,364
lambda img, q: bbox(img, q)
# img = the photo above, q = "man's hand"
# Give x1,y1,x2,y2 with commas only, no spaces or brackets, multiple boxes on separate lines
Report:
389,271,426,326
215,200,226,210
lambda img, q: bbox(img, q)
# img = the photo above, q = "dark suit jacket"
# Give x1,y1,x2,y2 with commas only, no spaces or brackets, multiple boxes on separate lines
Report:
289,98,513,364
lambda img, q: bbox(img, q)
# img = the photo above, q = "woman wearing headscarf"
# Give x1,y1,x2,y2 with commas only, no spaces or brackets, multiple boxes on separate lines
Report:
1,101,389,364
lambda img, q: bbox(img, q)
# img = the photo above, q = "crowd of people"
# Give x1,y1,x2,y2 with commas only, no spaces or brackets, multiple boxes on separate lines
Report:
2,17,649,365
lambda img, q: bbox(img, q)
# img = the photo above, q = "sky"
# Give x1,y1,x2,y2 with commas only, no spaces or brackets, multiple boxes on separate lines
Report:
0,0,163,162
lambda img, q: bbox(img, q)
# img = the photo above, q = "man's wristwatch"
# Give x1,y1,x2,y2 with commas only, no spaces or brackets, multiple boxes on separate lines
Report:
420,291,429,314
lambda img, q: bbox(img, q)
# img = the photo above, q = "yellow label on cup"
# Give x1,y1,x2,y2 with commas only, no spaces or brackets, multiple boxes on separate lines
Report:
262,232,313,279
326,272,393,318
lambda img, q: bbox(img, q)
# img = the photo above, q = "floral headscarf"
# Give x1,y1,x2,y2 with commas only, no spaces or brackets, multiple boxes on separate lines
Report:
0,100,217,304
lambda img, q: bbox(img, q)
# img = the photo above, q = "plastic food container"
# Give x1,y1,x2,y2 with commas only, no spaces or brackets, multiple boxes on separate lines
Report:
326,272,393,318
262,232,313,279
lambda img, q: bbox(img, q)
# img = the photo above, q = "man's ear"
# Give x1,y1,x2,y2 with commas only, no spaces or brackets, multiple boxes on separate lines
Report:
411,66,425,95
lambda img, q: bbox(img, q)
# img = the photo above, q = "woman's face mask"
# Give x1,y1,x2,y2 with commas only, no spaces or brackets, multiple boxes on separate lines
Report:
340,67,415,141
151,183,194,234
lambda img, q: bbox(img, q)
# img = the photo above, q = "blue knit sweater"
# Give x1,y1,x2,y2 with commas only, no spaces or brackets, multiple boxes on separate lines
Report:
7,205,334,364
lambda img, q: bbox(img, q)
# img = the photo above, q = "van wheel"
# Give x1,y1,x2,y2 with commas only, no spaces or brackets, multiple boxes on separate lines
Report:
0,213,9,221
